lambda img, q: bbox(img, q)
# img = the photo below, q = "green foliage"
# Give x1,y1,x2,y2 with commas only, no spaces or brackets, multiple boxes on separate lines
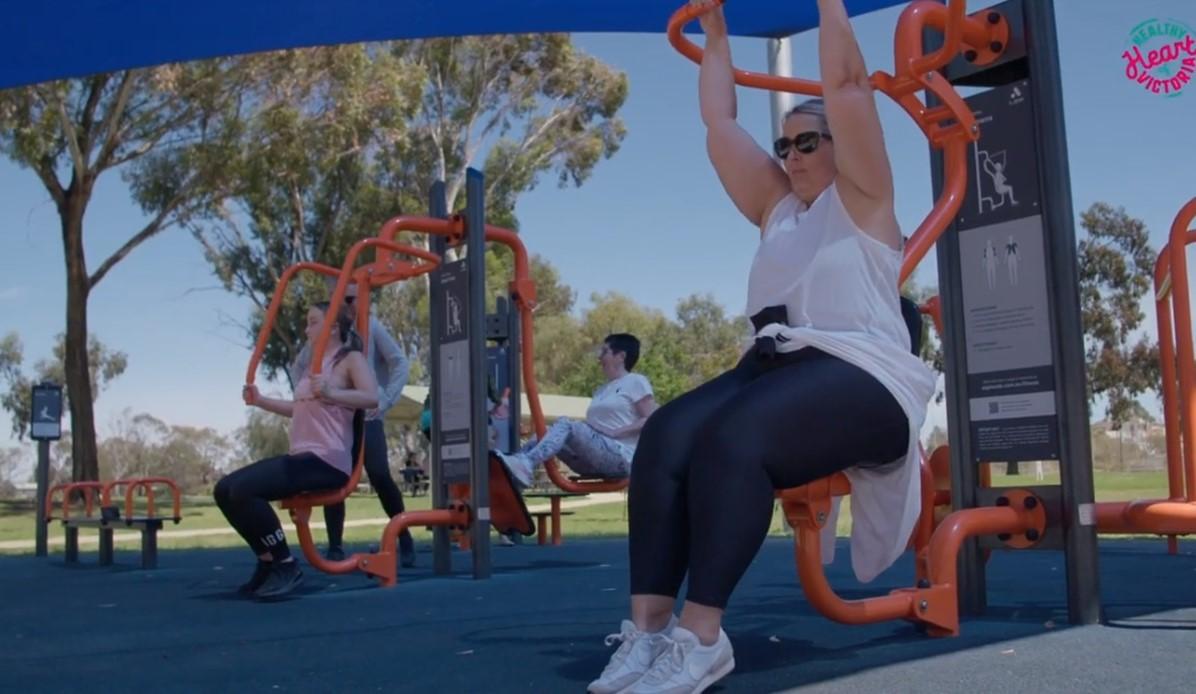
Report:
236,409,292,463
1,60,260,480
193,37,627,384
554,292,747,405
1077,202,1160,427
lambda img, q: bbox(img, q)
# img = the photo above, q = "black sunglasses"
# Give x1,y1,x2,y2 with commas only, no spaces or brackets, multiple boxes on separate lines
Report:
773,130,832,158
344,295,356,304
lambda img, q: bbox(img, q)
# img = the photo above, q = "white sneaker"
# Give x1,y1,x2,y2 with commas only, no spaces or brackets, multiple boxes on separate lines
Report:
587,616,678,694
624,626,734,694
496,451,534,488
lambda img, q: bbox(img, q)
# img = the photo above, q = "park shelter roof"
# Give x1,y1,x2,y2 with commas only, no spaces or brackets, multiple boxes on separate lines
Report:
387,386,591,426
0,0,909,90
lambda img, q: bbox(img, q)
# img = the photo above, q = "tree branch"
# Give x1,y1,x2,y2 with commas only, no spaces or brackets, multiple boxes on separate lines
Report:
289,180,307,262
93,71,140,171
46,88,89,184
33,155,66,209
88,187,193,290
78,75,108,157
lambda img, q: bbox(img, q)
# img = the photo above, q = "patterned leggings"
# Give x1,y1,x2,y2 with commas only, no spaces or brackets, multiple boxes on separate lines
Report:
520,417,632,478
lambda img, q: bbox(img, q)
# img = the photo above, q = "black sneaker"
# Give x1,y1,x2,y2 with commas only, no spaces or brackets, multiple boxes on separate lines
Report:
237,560,273,596
253,560,304,600
325,545,345,562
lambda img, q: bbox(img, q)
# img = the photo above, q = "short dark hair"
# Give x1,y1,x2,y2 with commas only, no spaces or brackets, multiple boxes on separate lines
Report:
604,333,641,371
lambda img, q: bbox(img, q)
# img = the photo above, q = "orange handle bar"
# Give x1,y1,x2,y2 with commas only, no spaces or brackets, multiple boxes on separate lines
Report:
245,261,344,385
668,1,1005,97
668,0,822,96
668,1,1008,285
45,482,105,520
102,478,182,522
245,241,439,385
312,240,440,373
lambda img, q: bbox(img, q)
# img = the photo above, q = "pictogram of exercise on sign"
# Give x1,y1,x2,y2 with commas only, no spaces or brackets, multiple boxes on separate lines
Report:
976,148,1019,214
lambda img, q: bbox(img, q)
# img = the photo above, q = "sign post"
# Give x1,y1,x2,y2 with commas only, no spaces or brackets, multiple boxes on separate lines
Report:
928,0,1100,624
31,381,63,557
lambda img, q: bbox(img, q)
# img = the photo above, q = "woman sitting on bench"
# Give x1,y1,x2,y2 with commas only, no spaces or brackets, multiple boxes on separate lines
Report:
586,2,937,692
214,302,377,599
497,333,657,487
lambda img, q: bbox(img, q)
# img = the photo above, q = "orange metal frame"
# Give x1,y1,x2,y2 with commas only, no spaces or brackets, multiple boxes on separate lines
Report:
671,0,1048,637
668,0,1009,285
102,478,183,523
1094,198,1196,549
375,216,625,494
45,477,182,523
44,481,105,521
245,238,442,585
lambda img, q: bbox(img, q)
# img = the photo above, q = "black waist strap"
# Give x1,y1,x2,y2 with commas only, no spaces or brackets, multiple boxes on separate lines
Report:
750,305,790,358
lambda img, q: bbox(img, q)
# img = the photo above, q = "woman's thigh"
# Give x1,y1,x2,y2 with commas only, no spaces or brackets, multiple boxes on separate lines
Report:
696,350,909,489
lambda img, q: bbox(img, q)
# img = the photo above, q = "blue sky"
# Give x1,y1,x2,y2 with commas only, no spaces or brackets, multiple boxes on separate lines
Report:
2,0,1194,469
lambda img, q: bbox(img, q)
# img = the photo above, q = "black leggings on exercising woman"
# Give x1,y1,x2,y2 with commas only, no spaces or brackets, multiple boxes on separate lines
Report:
628,345,909,609
214,453,348,561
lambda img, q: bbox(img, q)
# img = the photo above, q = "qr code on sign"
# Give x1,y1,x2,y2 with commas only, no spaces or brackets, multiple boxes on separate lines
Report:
988,402,1000,414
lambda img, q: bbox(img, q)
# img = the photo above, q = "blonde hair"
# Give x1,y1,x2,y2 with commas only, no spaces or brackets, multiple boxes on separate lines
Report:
785,98,830,132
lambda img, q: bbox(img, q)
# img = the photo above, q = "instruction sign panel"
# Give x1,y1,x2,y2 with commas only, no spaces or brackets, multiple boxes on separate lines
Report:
30,382,63,441
437,260,472,482
957,80,1059,462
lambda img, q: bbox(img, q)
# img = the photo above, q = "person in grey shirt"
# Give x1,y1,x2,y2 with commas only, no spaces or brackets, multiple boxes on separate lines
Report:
291,280,415,568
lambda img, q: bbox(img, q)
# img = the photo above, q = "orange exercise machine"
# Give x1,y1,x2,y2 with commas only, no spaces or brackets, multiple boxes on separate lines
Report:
1094,198,1196,546
670,0,1102,635
244,170,591,586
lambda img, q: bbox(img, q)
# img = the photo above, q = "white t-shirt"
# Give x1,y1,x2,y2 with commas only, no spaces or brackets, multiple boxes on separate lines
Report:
586,373,654,453
747,185,936,584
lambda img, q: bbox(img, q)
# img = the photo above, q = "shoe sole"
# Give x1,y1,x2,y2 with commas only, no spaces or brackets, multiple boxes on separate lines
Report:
691,656,735,694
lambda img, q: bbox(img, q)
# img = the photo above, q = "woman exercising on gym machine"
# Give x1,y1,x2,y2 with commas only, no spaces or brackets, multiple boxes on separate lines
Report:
587,1,936,692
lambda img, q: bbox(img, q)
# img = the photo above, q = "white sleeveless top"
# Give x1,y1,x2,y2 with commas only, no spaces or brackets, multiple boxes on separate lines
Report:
747,184,937,583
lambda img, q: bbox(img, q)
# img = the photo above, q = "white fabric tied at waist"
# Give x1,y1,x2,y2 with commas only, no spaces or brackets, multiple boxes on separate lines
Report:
751,321,937,583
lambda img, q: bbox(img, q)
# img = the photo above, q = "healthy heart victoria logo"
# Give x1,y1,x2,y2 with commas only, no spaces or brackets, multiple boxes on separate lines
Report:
1122,18,1196,98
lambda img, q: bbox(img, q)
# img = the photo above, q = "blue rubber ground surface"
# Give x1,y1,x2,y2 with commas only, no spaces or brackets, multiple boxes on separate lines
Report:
2,537,1193,692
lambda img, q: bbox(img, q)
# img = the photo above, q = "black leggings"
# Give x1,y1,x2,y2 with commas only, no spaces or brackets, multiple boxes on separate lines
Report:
322,419,413,553
214,453,348,560
628,347,909,609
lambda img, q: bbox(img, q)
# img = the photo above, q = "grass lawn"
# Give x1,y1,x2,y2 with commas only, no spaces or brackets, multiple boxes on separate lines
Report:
0,470,1177,555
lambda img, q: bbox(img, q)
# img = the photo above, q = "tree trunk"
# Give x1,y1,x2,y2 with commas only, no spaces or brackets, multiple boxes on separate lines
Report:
61,193,99,482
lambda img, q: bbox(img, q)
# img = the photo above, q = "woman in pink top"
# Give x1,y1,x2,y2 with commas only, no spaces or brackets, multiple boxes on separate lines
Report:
214,302,378,600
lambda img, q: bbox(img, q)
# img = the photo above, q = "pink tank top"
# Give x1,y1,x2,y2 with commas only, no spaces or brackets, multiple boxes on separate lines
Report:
289,353,355,475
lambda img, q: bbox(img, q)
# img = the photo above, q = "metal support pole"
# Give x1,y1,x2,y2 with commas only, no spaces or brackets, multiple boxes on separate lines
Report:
142,522,160,570
1023,0,1101,626
767,37,794,142
99,527,114,566
428,182,452,577
35,440,49,557
465,168,492,579
64,526,78,564
507,297,522,459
